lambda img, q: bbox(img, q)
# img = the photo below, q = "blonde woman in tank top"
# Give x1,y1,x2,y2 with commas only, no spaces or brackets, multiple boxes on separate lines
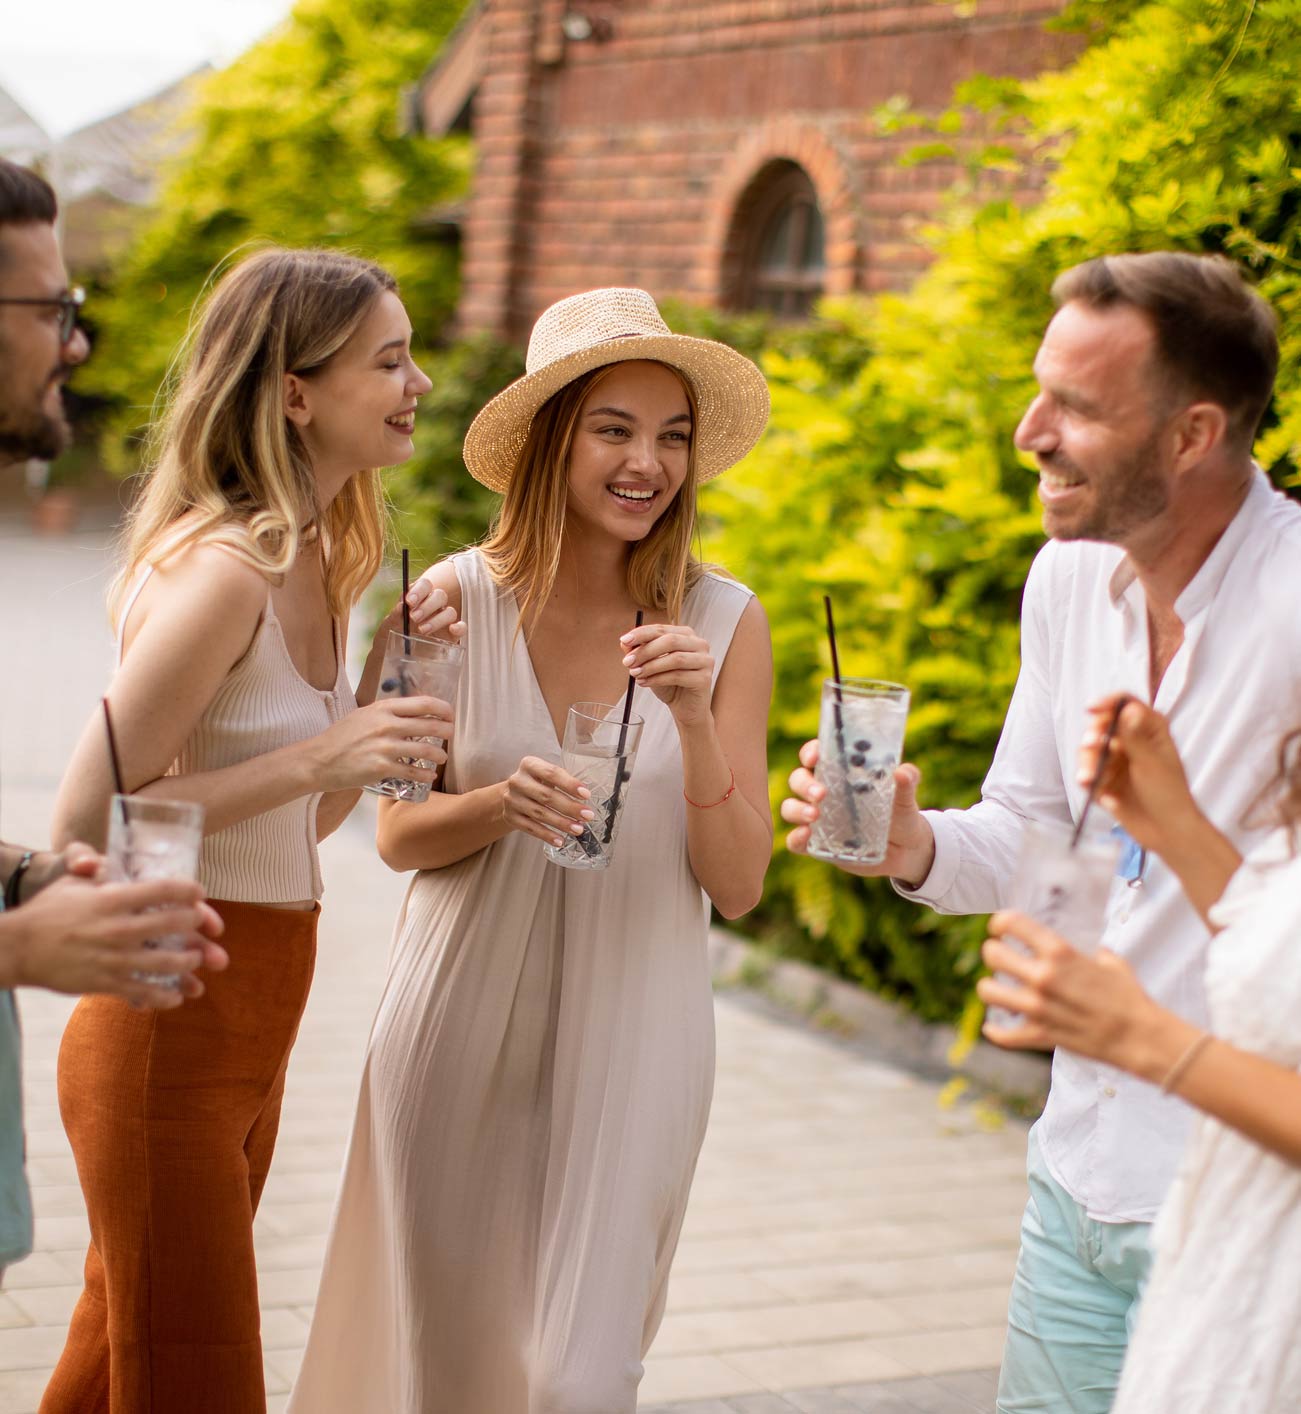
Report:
291,289,774,1413
40,248,462,1414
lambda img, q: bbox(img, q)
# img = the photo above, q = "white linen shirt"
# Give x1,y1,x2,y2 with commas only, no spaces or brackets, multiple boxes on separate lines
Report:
903,470,1301,1222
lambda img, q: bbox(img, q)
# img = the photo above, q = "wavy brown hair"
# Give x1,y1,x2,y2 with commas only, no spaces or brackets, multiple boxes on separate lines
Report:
111,246,395,623
478,362,705,630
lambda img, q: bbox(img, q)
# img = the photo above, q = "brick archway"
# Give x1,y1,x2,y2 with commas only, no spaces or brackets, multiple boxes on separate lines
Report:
698,120,861,309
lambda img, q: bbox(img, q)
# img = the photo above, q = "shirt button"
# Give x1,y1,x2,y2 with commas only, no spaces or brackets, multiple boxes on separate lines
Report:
1103,1086,1117,1098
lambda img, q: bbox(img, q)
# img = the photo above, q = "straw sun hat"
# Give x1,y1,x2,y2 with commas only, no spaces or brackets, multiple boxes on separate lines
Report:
462,287,771,492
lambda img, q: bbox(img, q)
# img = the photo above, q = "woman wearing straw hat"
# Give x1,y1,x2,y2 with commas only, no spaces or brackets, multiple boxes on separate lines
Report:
290,288,775,1413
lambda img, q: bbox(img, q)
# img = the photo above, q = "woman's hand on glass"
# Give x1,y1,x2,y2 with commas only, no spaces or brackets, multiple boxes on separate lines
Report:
619,622,714,725
500,757,595,847
1078,695,1198,855
977,909,1162,1071
311,697,453,793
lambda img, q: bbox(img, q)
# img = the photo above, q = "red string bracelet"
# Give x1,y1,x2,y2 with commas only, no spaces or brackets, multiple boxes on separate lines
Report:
684,767,736,809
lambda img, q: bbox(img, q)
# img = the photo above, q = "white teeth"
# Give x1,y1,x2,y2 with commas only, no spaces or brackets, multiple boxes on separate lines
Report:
386,414,414,430
610,486,654,501
1040,470,1082,490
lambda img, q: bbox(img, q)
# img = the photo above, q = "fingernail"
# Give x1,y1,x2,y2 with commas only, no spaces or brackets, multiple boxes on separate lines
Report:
577,787,591,799
804,806,817,821
570,823,585,834
621,653,636,666
619,632,634,644
552,836,564,847
580,809,596,820
628,667,642,676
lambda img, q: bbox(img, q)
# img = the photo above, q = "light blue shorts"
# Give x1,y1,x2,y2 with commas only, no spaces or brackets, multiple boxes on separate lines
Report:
996,1124,1152,1413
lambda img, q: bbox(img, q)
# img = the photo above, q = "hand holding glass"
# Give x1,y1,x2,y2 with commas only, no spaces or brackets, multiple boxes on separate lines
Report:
985,817,1122,1029
364,630,465,804
104,795,205,989
543,701,645,871
807,678,911,867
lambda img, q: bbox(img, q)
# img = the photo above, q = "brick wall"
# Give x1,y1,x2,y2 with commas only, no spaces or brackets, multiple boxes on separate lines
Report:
445,0,1079,336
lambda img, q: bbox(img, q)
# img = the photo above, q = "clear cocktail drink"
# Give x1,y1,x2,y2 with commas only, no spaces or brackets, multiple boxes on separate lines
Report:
986,817,1122,1029
104,794,205,988
364,630,465,804
807,678,910,867
543,700,645,871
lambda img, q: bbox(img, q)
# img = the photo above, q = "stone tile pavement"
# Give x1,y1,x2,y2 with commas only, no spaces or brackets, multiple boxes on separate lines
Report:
0,517,1029,1411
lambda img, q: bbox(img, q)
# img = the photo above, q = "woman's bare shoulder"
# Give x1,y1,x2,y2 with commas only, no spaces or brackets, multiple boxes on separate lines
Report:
124,540,270,658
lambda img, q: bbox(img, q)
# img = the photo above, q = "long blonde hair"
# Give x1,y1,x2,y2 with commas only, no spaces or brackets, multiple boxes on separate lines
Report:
478,362,705,628
111,246,396,622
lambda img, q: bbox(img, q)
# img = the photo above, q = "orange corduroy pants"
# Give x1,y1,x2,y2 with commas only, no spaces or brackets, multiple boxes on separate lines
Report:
40,900,318,1414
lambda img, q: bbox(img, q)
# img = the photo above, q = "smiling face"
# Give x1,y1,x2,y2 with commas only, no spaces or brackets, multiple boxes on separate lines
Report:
564,360,693,543
1014,300,1177,545
287,289,432,494
0,222,89,465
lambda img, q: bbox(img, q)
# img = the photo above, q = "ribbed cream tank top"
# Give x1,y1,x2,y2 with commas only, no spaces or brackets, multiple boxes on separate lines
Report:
116,568,356,903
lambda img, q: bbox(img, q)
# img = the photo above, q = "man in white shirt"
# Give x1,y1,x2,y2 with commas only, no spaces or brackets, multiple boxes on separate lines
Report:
782,251,1301,1412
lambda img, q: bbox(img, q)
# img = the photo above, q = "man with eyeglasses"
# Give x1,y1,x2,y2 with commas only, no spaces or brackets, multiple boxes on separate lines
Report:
0,157,226,1278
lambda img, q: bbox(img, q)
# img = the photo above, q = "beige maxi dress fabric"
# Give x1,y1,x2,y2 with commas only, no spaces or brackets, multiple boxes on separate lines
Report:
289,548,754,1414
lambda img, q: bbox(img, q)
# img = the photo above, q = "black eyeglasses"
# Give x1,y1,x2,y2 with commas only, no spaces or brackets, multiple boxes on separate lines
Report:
0,285,85,344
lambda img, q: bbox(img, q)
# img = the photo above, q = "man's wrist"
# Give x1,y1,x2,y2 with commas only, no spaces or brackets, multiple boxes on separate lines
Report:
3,851,36,909
17,850,65,903
0,908,34,989
892,829,938,891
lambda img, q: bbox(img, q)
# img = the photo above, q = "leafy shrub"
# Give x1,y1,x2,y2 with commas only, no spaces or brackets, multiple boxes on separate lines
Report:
75,0,470,469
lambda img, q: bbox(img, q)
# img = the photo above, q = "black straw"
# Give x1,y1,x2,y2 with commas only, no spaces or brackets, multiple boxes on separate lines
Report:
823,595,861,840
101,697,131,827
1071,695,1131,849
603,610,644,844
401,548,412,653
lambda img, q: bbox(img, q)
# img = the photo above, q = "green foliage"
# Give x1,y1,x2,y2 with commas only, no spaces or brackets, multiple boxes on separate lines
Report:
699,0,1301,1019
77,0,471,470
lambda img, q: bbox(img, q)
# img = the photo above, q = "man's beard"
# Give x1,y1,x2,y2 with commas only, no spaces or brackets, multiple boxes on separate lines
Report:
0,374,72,464
1046,432,1170,545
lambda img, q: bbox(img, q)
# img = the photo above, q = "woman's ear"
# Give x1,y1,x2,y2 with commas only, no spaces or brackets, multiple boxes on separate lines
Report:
283,372,312,429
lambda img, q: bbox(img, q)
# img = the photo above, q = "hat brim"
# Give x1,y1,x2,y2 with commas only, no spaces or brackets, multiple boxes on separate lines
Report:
463,334,770,493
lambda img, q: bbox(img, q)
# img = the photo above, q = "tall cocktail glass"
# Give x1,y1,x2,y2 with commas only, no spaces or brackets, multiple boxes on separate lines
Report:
986,816,1123,1029
364,630,465,804
543,700,645,871
104,794,205,989
807,678,910,867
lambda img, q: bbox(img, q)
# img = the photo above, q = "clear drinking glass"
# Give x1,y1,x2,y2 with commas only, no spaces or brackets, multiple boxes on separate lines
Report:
807,678,911,867
543,700,645,871
364,630,465,804
104,794,205,989
986,816,1123,1029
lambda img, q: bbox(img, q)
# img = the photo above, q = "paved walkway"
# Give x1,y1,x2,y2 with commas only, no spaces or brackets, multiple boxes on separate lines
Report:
0,516,1028,1412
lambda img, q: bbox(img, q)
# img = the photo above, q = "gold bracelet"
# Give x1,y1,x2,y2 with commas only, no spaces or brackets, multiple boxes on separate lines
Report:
1159,1031,1214,1095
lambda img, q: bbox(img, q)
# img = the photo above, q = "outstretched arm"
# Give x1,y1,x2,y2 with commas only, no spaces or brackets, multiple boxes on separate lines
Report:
980,910,1301,1168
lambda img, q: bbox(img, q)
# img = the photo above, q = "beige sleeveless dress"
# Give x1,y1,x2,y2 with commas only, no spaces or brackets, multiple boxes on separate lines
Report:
290,548,755,1414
